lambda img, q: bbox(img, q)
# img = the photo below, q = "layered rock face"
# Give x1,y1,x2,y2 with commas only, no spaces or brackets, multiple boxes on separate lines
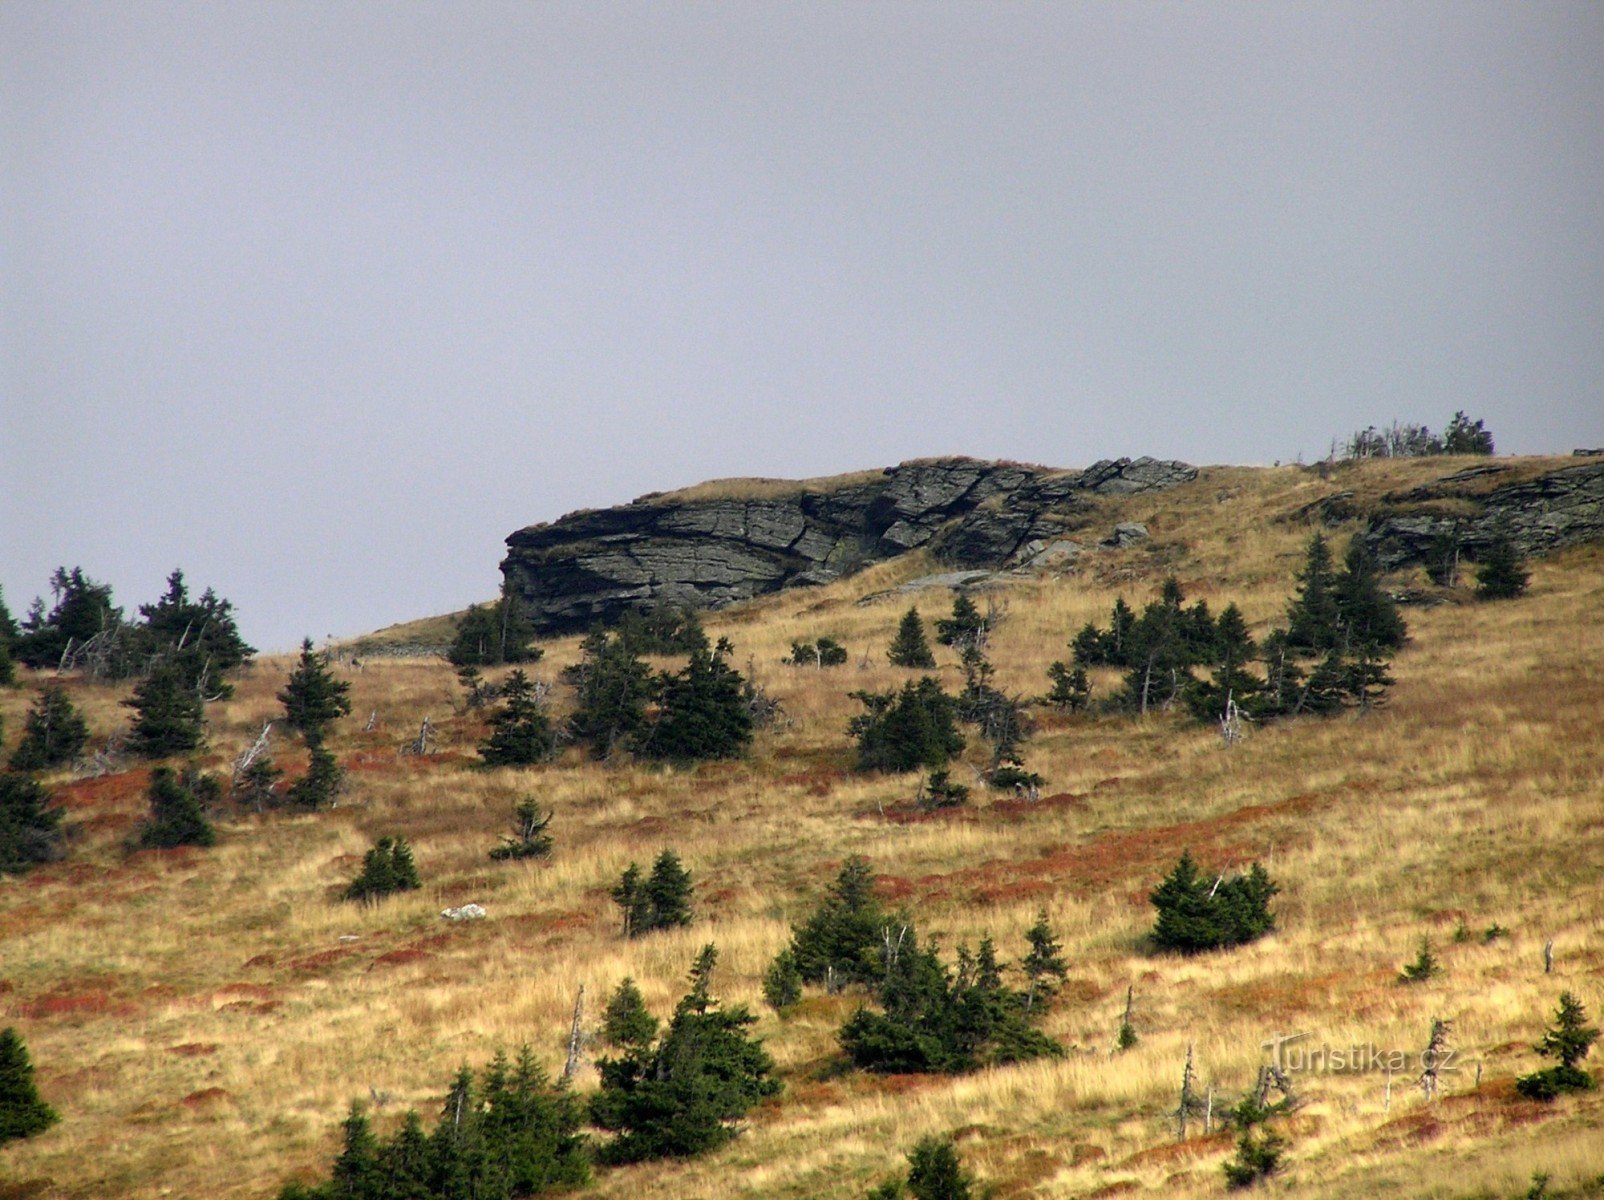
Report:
502,456,1197,633
1363,460,1604,569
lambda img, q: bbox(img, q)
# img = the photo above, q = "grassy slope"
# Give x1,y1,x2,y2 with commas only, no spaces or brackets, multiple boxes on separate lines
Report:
1,456,1600,1200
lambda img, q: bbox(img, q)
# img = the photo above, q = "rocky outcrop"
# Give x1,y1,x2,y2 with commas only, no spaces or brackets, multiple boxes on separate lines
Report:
502,456,1198,633
1363,461,1604,569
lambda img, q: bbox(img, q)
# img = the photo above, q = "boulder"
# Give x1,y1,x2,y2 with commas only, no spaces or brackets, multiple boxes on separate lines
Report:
1103,522,1150,548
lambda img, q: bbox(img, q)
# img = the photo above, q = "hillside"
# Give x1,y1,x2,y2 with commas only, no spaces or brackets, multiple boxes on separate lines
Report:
2,455,1602,1200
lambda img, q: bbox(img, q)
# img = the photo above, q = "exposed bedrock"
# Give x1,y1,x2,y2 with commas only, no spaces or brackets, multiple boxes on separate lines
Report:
502,456,1198,634
1361,461,1604,569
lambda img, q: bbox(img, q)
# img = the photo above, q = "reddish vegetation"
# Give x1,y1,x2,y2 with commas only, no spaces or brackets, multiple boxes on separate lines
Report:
1085,1181,1139,1198
213,983,275,1001
286,948,358,975
1118,1132,1232,1169
370,948,432,969
52,770,151,811
167,1043,219,1057
890,792,1328,907
180,1087,231,1108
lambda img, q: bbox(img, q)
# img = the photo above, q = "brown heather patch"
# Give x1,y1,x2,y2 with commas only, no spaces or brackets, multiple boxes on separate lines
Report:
166,1042,218,1057
179,1087,231,1108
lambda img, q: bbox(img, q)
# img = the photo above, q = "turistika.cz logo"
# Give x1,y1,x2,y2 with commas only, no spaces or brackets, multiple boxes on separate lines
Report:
1261,1031,1459,1075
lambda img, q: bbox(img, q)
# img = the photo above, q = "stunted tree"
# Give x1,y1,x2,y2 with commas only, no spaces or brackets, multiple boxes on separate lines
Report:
278,639,352,741
286,741,343,810
601,978,658,1049
1475,534,1530,600
124,664,205,758
0,1027,58,1145
611,849,693,936
9,685,89,771
489,798,553,861
589,945,779,1164
638,644,752,762
887,607,937,669
13,567,119,671
0,772,65,872
479,669,554,766
1442,410,1494,455
1021,909,1068,1012
0,586,17,687
1150,852,1278,953
138,766,216,849
935,594,986,650
1285,535,1342,654
1334,538,1406,651
137,568,254,696
566,631,653,758
850,677,964,773
344,836,421,902
786,855,894,988
449,590,542,668
1517,992,1599,1100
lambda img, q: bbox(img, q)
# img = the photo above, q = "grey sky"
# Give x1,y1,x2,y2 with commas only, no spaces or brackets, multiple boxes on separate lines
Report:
4,2,1602,651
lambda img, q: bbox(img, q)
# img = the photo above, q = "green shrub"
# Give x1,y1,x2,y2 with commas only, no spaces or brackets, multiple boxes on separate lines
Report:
344,836,420,902
1149,853,1277,953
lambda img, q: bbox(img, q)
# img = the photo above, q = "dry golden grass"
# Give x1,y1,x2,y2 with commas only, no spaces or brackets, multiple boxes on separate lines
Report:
2,457,1601,1199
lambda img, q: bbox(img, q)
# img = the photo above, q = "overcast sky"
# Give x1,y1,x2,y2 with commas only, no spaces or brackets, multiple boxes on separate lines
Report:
4,2,1602,651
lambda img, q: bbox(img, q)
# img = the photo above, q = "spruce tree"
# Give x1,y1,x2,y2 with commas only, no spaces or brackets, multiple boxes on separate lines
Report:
0,772,65,871
0,1027,58,1144
850,678,964,773
907,1135,973,1200
278,639,352,741
449,593,541,667
1285,534,1342,653
645,849,694,930
601,978,658,1048
1150,853,1278,953
1475,534,1530,600
639,645,752,762
124,663,205,758
344,836,420,902
1044,661,1091,711
489,798,553,861
787,855,894,987
1517,992,1599,1099
1021,909,1068,1011
589,944,779,1163
934,594,986,649
611,862,653,937
761,949,803,1011
138,766,216,849
137,569,254,696
887,607,937,668
566,631,653,758
9,684,89,771
1334,538,1406,651
479,669,555,766
13,567,120,670
286,739,343,810
0,586,16,687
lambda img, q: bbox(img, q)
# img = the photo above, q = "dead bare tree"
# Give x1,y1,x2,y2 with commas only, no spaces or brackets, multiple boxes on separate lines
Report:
401,717,435,757
1174,1043,1208,1141
561,985,588,1082
1418,1017,1453,1101
232,722,274,785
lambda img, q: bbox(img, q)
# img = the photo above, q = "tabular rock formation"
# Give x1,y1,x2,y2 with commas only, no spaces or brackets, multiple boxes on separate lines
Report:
1363,460,1604,569
502,456,1197,634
